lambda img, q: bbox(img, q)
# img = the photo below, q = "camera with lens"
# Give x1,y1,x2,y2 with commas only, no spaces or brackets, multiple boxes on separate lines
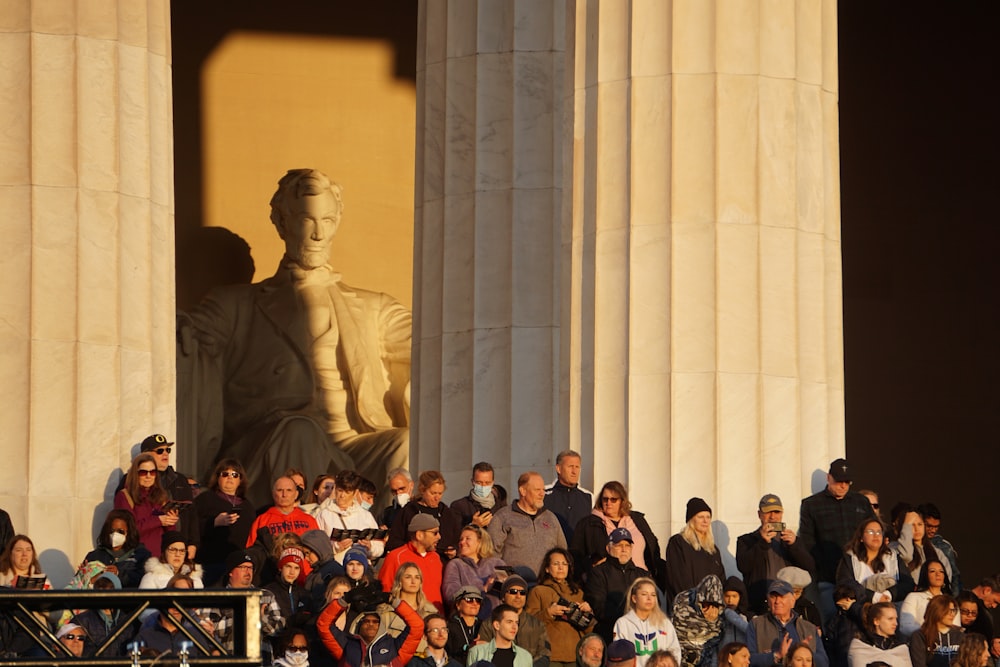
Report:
557,597,595,630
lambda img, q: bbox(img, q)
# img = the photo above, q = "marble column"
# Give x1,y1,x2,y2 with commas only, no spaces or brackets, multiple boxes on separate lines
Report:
0,1,174,580
566,0,844,540
415,0,844,544
413,0,566,487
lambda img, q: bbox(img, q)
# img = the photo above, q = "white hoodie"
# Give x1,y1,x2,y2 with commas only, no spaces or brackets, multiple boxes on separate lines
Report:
613,610,682,667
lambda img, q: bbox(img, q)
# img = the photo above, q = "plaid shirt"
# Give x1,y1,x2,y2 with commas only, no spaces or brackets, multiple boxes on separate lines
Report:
215,586,286,653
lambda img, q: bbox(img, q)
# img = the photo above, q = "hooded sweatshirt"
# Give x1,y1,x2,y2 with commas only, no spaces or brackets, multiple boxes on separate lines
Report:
317,598,424,667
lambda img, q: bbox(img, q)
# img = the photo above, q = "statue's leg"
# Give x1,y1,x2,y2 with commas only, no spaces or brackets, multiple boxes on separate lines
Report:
337,428,409,513
223,416,356,507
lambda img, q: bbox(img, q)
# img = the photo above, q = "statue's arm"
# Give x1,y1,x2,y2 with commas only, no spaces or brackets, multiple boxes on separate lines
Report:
376,294,412,425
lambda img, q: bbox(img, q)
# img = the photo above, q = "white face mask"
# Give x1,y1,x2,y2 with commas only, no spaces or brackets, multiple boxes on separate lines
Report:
472,484,493,499
110,532,126,549
283,650,308,666
396,492,410,507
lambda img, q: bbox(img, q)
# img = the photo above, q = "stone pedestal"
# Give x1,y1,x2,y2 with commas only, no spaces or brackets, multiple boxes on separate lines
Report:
0,1,174,580
415,0,844,541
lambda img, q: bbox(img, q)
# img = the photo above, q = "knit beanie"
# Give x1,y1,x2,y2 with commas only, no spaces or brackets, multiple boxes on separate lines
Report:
686,497,712,522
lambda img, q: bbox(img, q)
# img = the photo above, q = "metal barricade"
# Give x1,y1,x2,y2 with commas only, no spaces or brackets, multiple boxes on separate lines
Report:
0,588,263,665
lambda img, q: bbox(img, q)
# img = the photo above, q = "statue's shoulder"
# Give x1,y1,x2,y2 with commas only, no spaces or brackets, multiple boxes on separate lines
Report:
336,281,408,309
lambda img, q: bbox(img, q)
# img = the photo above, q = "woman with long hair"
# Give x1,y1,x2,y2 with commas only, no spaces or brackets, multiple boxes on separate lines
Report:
366,562,438,656
442,524,506,615
0,534,50,588
570,481,664,582
194,458,256,585
951,633,989,667
835,519,905,604
613,577,681,667
527,547,594,667
385,470,463,559
908,595,962,667
899,559,953,637
889,504,949,583
302,474,336,516
664,498,725,606
81,510,151,588
113,452,178,556
847,601,912,667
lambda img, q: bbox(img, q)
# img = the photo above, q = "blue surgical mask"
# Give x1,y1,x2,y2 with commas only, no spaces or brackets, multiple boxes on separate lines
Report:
360,500,373,511
472,484,492,499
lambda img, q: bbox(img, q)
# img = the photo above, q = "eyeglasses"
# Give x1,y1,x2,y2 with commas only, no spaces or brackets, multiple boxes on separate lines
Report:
506,589,527,596
62,634,85,641
427,627,449,635
219,471,241,479
137,469,157,477
154,447,172,455
864,529,882,536
461,596,482,604
960,609,978,616
600,496,621,504
165,547,187,555
287,646,309,653
947,608,958,614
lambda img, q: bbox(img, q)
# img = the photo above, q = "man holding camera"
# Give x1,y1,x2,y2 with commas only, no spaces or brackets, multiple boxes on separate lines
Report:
736,494,816,614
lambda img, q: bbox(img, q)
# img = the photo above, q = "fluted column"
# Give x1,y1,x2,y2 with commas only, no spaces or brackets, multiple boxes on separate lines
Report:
0,1,174,580
413,0,565,486
566,0,844,539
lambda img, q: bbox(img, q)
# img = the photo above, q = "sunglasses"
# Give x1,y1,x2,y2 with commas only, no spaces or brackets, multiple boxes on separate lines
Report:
137,469,158,477
154,447,172,455
461,596,482,604
506,589,527,596
287,646,309,652
600,496,621,503
219,471,242,479
62,634,85,641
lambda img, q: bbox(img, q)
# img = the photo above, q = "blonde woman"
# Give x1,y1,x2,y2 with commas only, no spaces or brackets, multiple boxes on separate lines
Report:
613,577,681,667
664,498,725,605
373,562,438,654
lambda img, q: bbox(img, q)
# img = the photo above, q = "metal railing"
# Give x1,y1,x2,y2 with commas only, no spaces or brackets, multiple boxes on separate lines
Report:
0,589,263,666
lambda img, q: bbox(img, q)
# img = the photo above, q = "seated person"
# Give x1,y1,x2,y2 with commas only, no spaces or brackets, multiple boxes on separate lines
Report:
81,510,151,588
134,575,213,659
72,572,140,657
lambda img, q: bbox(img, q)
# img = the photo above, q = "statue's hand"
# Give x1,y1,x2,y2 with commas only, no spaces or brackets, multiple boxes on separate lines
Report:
177,313,195,355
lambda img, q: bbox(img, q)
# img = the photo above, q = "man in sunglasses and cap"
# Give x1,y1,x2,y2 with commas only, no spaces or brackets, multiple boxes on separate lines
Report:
478,575,550,667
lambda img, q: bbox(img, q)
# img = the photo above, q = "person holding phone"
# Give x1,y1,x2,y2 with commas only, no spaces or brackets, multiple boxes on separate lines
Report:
450,462,508,528
736,494,816,615
194,459,256,585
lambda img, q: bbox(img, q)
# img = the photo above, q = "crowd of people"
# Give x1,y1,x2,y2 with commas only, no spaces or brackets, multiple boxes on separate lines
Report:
0,443,994,667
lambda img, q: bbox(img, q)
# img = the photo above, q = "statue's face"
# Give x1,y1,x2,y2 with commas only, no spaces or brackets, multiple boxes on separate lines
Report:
277,190,339,269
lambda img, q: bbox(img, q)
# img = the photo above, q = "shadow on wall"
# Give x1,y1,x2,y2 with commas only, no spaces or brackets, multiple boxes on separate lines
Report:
176,227,256,312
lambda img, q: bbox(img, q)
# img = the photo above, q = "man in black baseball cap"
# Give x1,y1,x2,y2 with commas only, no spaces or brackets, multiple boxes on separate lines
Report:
798,458,874,623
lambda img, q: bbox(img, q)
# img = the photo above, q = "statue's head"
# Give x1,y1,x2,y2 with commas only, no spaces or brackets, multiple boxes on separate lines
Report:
269,169,344,269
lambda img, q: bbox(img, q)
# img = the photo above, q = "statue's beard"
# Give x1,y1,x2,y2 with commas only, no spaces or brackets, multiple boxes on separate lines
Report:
289,249,330,270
